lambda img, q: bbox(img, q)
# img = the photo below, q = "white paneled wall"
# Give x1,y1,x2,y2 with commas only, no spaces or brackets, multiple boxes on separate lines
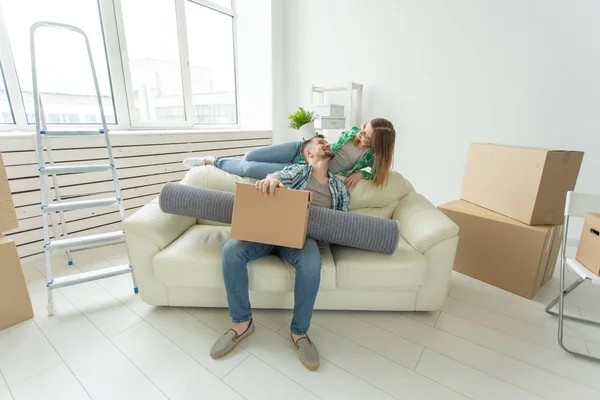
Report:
1,131,271,258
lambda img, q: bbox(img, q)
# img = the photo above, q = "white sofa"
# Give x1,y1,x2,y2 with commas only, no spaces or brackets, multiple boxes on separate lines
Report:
123,166,459,311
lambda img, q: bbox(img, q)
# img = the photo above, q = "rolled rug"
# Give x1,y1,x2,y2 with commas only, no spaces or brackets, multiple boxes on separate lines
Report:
159,182,234,224
158,183,399,254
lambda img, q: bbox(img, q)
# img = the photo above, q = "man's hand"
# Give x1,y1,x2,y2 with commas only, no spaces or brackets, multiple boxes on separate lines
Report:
255,177,284,196
345,171,362,190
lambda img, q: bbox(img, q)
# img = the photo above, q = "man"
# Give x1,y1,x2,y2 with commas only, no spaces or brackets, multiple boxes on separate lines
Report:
210,135,350,371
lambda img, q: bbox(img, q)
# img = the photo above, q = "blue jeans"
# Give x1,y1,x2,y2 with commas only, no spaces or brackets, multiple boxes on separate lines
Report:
214,140,302,180
222,238,321,335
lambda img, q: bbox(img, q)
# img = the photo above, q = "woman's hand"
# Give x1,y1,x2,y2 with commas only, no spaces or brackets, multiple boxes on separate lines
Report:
345,171,363,190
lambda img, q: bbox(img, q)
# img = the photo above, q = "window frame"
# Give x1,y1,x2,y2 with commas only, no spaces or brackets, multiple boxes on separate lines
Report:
113,0,239,129
0,5,28,127
0,0,239,132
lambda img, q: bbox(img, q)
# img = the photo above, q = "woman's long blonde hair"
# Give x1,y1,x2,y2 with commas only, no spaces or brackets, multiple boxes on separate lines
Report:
355,118,396,188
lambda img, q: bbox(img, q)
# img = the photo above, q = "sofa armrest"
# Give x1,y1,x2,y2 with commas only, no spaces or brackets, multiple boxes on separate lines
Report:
393,192,459,253
123,197,196,251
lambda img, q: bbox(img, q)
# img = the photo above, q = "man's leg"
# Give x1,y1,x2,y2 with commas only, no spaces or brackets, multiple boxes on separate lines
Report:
212,239,273,359
277,238,322,337
222,239,273,333
277,238,322,370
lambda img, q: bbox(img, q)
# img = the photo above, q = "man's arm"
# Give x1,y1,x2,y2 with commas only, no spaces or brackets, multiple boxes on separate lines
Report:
256,164,303,196
331,176,351,212
271,164,304,188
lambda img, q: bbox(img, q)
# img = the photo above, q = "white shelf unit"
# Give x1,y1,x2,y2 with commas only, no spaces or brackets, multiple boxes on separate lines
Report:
311,82,363,130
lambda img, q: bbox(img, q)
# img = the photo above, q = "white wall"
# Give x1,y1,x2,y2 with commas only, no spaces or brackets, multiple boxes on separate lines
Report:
274,0,600,223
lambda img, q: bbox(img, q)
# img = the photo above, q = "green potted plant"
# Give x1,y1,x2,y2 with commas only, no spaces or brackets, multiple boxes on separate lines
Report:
288,107,318,139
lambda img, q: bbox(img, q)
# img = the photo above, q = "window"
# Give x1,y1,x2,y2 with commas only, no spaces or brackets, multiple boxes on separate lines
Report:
1,0,116,124
0,63,13,124
0,0,239,130
120,0,185,124
118,0,237,126
185,1,237,124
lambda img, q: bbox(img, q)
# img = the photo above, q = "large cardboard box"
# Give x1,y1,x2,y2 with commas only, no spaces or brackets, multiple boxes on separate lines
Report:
0,152,18,233
0,234,34,330
439,200,562,299
576,213,600,276
231,183,311,249
462,144,583,225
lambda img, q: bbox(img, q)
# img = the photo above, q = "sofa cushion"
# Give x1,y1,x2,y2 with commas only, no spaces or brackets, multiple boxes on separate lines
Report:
347,172,414,211
331,236,427,291
153,225,337,291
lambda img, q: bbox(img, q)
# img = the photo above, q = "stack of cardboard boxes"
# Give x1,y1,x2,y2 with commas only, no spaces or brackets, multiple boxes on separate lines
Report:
439,144,584,299
0,151,34,330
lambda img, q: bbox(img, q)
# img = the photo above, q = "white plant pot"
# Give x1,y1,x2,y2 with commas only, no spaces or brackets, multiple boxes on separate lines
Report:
298,122,317,140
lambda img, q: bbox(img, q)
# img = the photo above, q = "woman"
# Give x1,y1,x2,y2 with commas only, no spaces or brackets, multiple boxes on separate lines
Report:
183,118,396,189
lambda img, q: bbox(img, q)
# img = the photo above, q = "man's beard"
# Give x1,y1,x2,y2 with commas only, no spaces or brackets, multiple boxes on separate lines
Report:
322,150,335,160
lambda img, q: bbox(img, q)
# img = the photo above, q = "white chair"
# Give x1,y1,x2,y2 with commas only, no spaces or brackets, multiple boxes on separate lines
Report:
545,191,600,362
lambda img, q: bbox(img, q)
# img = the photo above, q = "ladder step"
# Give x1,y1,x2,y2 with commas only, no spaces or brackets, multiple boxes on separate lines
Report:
40,164,113,174
48,264,131,289
45,231,125,251
43,198,120,213
41,129,105,136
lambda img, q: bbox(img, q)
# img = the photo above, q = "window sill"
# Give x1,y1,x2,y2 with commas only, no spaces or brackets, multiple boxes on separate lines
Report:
0,127,272,138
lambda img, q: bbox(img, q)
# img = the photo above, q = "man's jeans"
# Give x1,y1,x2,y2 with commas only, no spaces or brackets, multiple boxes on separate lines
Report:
222,237,321,335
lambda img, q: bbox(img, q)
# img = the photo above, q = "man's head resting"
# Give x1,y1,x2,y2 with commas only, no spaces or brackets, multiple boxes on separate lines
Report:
301,134,334,162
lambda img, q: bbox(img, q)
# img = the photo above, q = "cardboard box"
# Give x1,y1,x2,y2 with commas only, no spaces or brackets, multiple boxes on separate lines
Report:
231,183,311,249
0,234,34,330
0,152,18,233
576,213,600,276
439,200,562,299
462,144,583,225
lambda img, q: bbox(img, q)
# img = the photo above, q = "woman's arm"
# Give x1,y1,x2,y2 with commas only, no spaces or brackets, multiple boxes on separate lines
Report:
331,126,360,153
349,151,375,180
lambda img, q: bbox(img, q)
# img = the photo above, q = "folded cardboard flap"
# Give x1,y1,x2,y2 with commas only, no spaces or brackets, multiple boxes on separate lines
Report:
231,183,312,249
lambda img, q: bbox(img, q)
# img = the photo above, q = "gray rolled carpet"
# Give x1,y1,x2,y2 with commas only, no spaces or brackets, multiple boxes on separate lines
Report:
159,183,399,254
159,182,234,224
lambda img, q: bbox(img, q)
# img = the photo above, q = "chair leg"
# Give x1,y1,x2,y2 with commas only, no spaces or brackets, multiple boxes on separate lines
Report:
545,278,600,327
546,262,600,362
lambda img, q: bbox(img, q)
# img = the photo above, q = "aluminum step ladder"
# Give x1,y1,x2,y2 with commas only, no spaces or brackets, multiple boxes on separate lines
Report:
30,21,137,316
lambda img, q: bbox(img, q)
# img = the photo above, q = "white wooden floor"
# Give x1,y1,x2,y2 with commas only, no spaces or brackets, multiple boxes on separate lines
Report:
1,243,600,400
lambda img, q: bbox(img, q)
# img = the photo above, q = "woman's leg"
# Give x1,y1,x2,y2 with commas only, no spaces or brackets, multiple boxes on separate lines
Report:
214,158,292,180
244,140,302,164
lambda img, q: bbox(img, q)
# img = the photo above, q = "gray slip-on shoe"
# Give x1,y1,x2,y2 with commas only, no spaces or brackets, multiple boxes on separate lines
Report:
292,335,320,371
210,319,255,360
